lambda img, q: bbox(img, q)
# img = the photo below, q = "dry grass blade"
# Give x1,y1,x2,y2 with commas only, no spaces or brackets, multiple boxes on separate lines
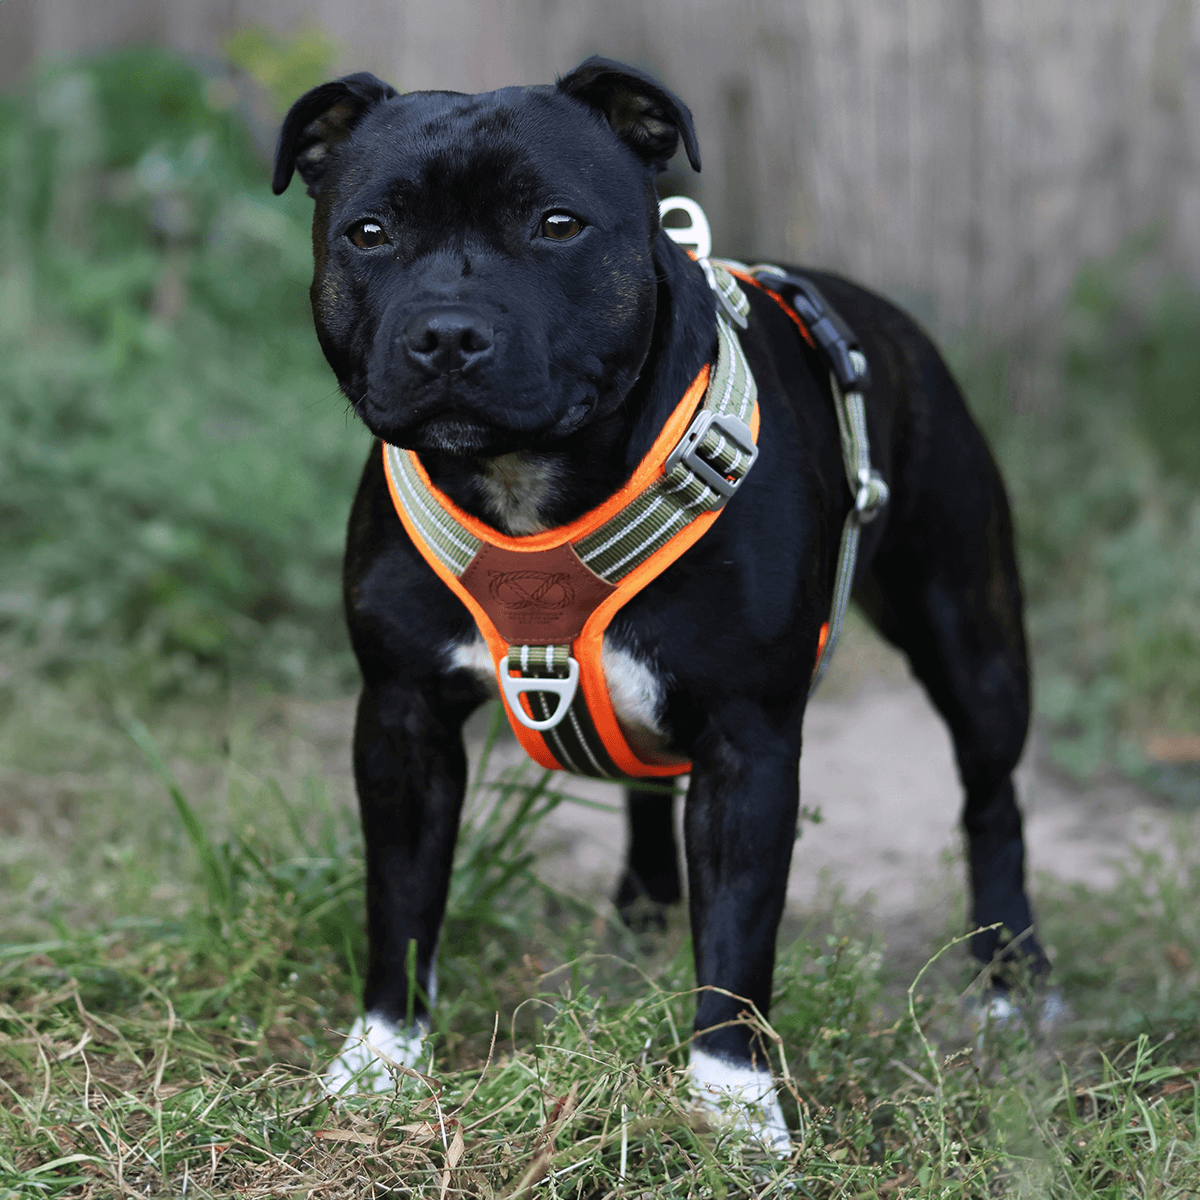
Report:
499,1148,554,1200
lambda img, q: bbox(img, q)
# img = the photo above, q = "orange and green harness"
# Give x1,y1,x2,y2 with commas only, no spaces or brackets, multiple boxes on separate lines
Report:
382,259,887,780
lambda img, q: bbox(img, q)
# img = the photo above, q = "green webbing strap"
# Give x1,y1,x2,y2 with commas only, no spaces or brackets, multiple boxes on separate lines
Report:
708,257,890,697
385,443,482,577
575,315,756,581
808,364,889,695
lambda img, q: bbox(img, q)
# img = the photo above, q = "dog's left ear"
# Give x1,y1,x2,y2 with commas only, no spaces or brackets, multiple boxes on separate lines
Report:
557,56,701,174
272,72,398,197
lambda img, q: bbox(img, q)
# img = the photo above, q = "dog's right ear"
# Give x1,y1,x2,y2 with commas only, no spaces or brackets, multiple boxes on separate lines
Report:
272,73,397,197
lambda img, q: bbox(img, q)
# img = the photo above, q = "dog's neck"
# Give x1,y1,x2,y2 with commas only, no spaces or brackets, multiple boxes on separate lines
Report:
417,239,717,535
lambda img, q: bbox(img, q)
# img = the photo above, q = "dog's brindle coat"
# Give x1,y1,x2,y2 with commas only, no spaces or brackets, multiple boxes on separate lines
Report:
274,58,1046,1126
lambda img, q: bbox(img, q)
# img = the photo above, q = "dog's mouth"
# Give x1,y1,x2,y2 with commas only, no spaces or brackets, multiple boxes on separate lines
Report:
403,415,501,455
550,402,592,436
360,399,596,456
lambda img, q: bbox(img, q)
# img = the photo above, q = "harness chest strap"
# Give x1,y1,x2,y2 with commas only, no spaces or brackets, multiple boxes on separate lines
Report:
383,264,759,780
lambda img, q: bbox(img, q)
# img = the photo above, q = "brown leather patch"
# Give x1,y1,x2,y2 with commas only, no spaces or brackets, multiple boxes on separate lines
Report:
459,542,617,646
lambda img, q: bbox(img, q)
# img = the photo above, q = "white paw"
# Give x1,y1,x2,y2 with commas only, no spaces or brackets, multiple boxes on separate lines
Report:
979,992,1021,1030
1034,988,1071,1033
687,1047,792,1156
965,988,1071,1038
323,1012,428,1097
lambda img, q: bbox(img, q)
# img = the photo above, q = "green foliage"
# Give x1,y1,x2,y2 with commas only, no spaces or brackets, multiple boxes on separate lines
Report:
0,48,367,695
225,25,341,117
3,680,1200,1195
952,248,1200,788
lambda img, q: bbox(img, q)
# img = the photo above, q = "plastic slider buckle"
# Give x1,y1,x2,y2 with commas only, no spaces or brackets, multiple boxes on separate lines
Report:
498,655,579,731
664,410,759,510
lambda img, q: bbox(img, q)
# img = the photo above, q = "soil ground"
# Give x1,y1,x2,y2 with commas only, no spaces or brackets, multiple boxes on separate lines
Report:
448,611,1177,973
280,612,1174,960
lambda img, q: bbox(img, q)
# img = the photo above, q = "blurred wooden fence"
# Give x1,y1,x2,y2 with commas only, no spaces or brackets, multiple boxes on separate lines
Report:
3,0,1198,333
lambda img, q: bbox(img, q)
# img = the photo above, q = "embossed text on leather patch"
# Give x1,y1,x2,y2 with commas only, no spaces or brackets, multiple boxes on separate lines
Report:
459,542,616,645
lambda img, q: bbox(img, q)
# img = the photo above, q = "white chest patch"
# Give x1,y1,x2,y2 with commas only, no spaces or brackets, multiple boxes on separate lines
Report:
447,632,667,752
474,452,561,535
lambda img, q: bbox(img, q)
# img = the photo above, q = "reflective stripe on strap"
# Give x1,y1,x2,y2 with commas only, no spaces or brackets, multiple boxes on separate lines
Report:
575,316,756,580
385,442,482,576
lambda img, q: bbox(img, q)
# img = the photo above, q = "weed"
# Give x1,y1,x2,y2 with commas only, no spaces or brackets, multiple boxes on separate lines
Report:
3,690,1200,1195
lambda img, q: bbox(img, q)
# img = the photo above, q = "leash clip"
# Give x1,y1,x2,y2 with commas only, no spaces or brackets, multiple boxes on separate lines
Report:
664,410,759,510
854,466,889,523
659,195,711,259
498,655,580,731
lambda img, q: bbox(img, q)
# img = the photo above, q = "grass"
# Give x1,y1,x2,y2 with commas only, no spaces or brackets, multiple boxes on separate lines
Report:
3,677,1200,1197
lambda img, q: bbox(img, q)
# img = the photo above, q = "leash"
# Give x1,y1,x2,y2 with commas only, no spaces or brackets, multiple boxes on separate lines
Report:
662,196,888,695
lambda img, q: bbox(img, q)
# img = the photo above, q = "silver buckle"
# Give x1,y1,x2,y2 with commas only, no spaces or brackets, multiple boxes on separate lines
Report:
854,466,889,523
664,410,759,510
658,195,712,259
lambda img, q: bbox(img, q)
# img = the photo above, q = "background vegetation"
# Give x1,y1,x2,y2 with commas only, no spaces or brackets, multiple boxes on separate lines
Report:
2,45,1199,1197
0,44,365,698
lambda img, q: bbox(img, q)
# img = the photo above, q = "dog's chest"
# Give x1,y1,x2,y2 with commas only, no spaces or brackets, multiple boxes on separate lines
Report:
447,632,668,757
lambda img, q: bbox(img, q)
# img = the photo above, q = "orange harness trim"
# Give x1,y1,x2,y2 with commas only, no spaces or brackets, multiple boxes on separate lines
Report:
384,363,761,778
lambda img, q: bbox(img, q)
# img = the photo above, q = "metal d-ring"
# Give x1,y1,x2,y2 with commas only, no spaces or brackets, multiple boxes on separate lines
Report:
498,655,580,731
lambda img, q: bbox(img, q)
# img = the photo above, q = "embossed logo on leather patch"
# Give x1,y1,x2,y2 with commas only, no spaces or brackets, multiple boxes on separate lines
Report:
460,542,616,645
487,571,574,612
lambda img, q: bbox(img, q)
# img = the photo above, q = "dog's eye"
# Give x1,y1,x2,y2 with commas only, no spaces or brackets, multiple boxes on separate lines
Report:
348,220,391,250
540,212,583,241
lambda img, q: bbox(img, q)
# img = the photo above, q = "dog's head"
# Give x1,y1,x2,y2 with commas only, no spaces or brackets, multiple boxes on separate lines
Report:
274,58,701,456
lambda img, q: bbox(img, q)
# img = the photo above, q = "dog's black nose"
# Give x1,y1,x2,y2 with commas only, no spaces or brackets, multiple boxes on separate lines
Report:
403,308,494,375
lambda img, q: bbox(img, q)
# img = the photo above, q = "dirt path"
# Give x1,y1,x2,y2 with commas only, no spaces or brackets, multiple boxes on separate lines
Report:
488,617,1176,954
279,615,1174,967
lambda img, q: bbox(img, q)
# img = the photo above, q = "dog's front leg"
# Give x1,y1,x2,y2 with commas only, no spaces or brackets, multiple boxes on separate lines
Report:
684,715,801,1155
324,677,468,1096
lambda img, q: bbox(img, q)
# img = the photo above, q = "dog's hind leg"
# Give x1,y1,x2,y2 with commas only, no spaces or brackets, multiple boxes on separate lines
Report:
614,783,682,931
856,442,1049,983
324,678,469,1096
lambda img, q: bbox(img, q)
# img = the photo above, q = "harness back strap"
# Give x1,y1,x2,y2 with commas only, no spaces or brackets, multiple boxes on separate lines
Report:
720,262,890,694
383,264,758,780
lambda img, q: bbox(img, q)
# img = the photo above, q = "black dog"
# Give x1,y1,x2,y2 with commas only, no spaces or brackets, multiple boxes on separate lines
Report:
273,57,1046,1149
